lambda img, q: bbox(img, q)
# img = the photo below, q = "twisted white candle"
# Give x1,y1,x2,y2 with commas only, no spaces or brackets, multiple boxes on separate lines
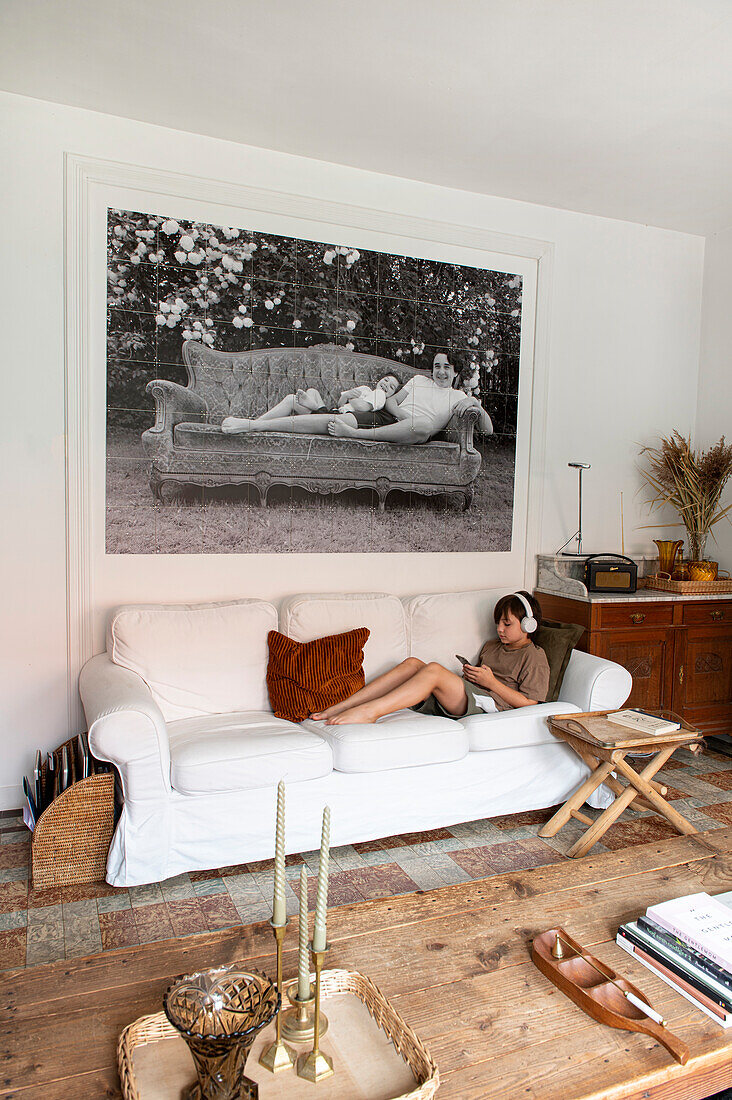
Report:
312,805,330,952
297,865,310,1001
272,780,286,926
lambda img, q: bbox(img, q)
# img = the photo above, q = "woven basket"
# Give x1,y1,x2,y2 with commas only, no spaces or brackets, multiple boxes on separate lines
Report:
31,739,115,887
640,575,732,595
118,968,439,1100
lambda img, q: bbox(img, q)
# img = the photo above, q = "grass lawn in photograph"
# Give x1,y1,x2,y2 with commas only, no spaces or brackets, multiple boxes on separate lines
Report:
106,427,515,554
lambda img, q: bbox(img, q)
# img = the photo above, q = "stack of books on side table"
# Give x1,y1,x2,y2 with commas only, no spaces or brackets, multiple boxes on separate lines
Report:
617,892,732,1027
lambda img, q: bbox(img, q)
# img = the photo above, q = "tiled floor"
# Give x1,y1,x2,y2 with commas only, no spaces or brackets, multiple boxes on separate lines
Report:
2,745,732,972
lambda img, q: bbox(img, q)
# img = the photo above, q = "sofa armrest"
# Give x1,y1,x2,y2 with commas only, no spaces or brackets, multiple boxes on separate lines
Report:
557,649,632,713
442,403,481,453
79,654,171,803
145,379,207,438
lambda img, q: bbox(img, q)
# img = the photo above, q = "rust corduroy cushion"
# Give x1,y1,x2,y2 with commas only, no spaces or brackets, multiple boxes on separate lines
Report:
266,627,371,722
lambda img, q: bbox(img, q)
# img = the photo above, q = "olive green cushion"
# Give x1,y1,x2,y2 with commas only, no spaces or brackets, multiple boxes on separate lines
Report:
533,619,585,702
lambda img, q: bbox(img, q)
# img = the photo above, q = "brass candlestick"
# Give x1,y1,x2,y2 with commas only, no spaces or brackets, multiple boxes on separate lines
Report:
281,976,330,1043
297,944,334,1082
258,921,296,1073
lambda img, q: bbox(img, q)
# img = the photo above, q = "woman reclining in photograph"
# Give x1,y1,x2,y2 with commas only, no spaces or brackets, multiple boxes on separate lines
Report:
221,352,493,444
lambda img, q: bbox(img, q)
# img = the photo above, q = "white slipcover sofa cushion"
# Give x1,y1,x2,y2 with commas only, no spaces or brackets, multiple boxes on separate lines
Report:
168,711,333,794
280,593,408,681
304,711,467,772
461,702,582,751
404,588,505,674
108,599,277,722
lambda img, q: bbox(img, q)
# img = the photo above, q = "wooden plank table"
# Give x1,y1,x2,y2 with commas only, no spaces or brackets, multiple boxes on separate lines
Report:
2,830,732,1099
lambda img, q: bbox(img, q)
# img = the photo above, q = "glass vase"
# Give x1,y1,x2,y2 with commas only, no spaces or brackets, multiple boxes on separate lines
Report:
687,531,708,562
164,967,279,1100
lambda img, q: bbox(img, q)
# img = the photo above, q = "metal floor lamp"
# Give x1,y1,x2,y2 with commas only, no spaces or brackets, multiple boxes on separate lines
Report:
557,461,591,557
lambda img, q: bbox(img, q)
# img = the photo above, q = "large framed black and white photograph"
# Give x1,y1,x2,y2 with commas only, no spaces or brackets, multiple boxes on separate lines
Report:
106,208,526,554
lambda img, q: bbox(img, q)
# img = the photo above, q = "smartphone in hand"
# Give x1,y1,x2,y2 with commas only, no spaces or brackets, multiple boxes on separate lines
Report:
456,654,471,666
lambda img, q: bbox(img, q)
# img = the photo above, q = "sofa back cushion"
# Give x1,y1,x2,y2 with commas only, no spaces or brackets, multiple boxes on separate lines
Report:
404,589,508,675
183,341,421,420
279,594,409,681
108,599,277,722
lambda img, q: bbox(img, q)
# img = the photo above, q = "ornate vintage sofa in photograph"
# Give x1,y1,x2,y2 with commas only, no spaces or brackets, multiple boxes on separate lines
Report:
79,589,632,887
142,342,484,510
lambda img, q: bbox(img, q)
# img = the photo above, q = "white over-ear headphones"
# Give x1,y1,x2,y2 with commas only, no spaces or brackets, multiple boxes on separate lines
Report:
512,592,538,634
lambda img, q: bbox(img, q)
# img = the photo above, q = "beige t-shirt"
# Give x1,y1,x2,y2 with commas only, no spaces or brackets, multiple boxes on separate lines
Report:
476,639,550,711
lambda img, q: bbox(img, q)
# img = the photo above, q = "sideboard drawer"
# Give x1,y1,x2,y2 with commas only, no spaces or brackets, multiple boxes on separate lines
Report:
598,603,674,628
682,601,732,626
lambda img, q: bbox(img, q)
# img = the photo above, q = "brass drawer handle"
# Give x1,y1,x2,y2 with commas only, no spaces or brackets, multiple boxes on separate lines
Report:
630,613,646,624
711,610,725,621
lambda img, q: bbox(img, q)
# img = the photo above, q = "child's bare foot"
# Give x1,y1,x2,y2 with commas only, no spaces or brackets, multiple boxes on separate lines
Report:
221,416,253,433
310,699,351,720
326,702,380,725
328,417,358,437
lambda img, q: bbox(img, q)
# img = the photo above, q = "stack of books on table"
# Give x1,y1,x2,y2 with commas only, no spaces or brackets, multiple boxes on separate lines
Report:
617,891,732,1027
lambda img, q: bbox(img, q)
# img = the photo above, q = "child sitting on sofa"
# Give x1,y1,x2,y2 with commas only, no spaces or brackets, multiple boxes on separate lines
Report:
312,591,550,725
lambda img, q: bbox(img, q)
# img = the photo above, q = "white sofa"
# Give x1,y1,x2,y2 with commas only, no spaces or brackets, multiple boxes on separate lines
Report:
79,589,632,887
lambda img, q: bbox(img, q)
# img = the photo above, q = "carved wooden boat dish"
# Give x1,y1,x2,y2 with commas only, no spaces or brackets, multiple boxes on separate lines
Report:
532,927,689,1065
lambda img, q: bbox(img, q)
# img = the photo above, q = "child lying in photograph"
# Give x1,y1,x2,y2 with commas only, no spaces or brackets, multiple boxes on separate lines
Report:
311,591,550,724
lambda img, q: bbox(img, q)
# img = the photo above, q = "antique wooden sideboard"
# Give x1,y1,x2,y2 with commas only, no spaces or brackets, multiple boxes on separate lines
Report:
535,590,732,738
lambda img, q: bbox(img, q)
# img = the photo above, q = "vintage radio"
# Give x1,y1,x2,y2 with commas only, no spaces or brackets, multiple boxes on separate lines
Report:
583,554,638,594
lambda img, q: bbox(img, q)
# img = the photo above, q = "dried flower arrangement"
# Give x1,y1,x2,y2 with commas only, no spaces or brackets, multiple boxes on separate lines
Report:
639,432,732,561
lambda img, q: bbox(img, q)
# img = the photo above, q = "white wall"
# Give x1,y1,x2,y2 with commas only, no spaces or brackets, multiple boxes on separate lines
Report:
0,91,705,809
696,225,732,571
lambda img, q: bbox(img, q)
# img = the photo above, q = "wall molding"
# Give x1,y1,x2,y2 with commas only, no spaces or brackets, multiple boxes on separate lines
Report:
64,152,553,725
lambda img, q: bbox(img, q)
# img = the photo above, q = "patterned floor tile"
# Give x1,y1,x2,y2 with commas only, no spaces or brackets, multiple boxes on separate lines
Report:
0,830,28,846
161,875,196,902
305,871,365,908
329,846,367,870
61,881,117,903
26,905,65,966
198,893,241,930
596,818,679,851
331,863,419,901
166,898,205,936
0,879,28,914
97,893,131,913
233,898,272,925
701,803,732,826
449,839,562,877
0,842,30,870
129,883,165,908
0,910,27,931
698,770,732,792
490,806,559,829
99,909,139,950
194,877,229,898
0,867,28,884
190,868,223,882
133,902,174,943
0,927,26,969
27,884,61,908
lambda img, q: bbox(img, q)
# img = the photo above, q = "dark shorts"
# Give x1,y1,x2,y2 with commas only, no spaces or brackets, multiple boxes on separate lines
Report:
412,680,487,719
312,405,397,429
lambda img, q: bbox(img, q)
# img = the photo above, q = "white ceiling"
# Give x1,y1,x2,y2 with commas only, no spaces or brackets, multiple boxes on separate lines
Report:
2,0,731,236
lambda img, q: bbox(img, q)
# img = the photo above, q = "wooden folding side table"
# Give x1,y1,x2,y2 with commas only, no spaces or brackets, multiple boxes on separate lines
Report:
539,711,703,858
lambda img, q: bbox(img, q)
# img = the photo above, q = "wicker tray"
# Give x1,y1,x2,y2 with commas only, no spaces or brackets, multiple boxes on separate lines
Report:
118,968,439,1100
639,575,732,594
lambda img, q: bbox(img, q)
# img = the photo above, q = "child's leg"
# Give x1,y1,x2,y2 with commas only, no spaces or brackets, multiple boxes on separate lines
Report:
326,663,468,724
311,658,425,720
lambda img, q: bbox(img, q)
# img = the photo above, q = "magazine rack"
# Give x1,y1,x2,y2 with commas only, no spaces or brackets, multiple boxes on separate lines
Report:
31,737,115,888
